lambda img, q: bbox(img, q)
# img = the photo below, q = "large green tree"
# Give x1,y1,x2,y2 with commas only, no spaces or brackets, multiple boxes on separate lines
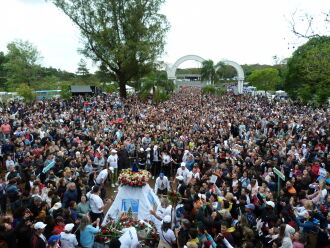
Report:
247,68,281,91
285,36,330,105
3,40,42,89
53,0,169,98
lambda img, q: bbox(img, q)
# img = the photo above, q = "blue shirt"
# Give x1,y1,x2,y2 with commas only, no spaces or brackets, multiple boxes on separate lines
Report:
80,225,100,248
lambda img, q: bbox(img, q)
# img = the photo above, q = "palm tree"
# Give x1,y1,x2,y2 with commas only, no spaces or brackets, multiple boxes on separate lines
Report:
138,71,175,104
201,59,217,84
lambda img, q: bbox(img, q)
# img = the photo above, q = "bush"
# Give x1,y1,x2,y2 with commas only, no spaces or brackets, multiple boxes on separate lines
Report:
16,84,36,103
201,85,216,95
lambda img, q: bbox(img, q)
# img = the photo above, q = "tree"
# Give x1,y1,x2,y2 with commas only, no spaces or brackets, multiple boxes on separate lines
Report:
201,60,218,84
53,0,169,98
290,10,329,39
76,59,89,75
216,64,237,80
4,40,42,89
60,83,72,99
16,84,36,103
285,36,330,105
247,68,281,92
0,51,7,90
138,70,173,104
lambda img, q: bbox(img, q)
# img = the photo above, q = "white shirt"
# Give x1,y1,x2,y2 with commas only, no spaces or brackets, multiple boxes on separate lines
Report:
154,176,170,192
60,232,78,248
159,228,176,244
119,227,139,248
176,167,189,183
107,154,118,169
96,169,108,185
87,193,104,214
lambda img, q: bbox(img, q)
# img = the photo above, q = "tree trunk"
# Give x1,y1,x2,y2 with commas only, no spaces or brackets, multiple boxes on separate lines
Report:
118,81,127,98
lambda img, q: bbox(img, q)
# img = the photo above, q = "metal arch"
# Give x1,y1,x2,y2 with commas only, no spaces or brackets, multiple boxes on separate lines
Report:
167,55,206,79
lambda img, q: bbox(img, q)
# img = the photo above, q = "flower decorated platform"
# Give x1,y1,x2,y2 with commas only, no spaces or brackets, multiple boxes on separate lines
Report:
96,214,159,246
118,169,151,187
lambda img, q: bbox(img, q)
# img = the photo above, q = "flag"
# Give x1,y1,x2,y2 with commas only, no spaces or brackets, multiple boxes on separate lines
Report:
42,160,56,174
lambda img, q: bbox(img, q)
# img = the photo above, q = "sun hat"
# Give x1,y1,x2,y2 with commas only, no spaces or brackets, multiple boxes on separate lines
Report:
163,215,171,223
266,201,275,208
64,223,75,232
51,202,62,210
34,222,47,229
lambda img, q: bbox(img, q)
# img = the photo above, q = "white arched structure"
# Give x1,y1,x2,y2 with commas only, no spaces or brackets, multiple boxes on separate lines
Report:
215,60,245,94
166,55,245,94
167,55,206,80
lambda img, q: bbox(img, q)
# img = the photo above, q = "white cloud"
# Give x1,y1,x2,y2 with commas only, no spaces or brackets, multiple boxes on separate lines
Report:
0,0,329,72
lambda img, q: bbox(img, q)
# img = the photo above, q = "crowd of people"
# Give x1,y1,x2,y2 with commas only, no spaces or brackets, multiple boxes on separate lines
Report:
0,87,329,248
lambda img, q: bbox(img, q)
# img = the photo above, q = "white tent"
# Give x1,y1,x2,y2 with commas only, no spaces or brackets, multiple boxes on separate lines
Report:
102,184,160,226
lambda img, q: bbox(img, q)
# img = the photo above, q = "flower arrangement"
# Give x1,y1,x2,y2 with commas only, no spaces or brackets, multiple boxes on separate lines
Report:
118,169,151,187
95,215,159,246
167,190,182,206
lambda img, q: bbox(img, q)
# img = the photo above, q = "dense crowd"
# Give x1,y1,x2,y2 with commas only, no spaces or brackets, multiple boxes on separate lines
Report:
0,87,329,248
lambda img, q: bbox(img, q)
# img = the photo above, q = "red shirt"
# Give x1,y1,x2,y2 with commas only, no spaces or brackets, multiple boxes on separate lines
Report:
53,225,64,235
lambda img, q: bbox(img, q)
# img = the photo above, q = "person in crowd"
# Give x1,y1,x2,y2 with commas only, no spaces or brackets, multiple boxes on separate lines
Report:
31,222,48,248
154,173,170,195
107,149,118,187
77,195,90,219
47,234,61,248
79,215,100,248
158,215,176,248
60,223,78,248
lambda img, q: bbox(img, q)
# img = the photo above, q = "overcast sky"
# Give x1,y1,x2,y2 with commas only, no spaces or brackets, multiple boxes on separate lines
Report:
0,0,328,72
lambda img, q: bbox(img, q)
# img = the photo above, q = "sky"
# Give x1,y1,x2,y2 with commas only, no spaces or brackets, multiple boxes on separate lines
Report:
0,0,329,72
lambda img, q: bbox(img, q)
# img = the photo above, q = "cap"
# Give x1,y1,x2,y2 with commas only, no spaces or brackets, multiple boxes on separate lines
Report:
34,222,47,229
140,148,144,152
109,167,114,171
163,215,171,223
111,149,117,153
146,147,151,151
64,223,75,232
181,162,186,167
198,193,206,201
245,204,255,210
48,234,61,244
176,175,184,181
51,202,62,210
159,173,164,178
266,201,275,208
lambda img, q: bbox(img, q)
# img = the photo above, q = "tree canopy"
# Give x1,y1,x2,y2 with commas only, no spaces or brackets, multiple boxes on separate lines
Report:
247,68,282,91
285,36,330,105
53,0,169,98
3,40,42,90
